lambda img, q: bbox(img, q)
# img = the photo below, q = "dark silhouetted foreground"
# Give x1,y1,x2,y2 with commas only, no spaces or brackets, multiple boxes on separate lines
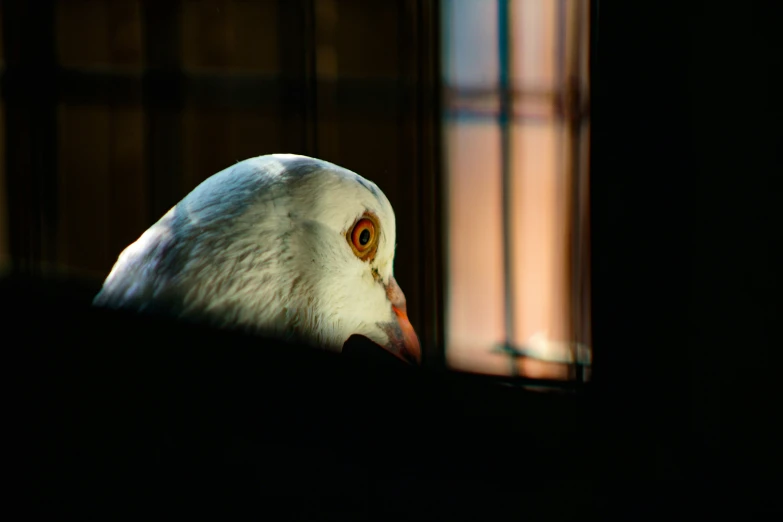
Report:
5,273,601,516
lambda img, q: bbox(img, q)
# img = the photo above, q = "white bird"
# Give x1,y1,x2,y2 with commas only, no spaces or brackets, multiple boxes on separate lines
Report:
93,154,421,364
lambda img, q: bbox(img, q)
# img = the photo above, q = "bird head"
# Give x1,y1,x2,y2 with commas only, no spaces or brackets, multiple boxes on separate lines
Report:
250,154,421,364
96,154,421,364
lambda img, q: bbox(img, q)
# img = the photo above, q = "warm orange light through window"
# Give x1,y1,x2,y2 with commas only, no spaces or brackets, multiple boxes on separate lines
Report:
443,0,591,381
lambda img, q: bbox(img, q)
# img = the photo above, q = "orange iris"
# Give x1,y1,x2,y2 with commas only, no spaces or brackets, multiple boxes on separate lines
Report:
351,218,375,253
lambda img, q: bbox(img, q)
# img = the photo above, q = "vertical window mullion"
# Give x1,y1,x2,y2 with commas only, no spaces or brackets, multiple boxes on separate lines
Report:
498,0,516,376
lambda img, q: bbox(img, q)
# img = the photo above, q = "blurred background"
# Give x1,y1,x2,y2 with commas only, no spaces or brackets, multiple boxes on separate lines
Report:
0,0,590,382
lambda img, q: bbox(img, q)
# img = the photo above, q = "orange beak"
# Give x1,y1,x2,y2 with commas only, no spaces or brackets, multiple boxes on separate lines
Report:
378,276,421,365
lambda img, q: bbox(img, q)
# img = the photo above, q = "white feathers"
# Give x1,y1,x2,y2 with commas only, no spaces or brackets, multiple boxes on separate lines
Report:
94,154,402,351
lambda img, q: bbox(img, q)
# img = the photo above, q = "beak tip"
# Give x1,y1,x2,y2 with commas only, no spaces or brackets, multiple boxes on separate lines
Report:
383,276,421,365
401,347,420,365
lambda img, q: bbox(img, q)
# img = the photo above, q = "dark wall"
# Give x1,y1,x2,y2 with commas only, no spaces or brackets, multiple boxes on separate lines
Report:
590,0,782,490
0,0,444,363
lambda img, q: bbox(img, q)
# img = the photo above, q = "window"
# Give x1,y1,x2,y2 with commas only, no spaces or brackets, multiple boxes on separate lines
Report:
442,0,591,383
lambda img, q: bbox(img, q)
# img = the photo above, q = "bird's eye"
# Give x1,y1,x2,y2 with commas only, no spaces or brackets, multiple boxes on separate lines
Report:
347,214,379,261
351,219,375,251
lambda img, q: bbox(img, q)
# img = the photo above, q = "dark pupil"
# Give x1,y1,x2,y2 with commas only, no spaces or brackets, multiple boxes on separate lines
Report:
359,228,371,246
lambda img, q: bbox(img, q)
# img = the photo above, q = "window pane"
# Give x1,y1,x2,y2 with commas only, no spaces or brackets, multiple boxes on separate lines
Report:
443,0,499,90
510,121,572,362
444,121,511,376
510,0,558,92
56,0,144,69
